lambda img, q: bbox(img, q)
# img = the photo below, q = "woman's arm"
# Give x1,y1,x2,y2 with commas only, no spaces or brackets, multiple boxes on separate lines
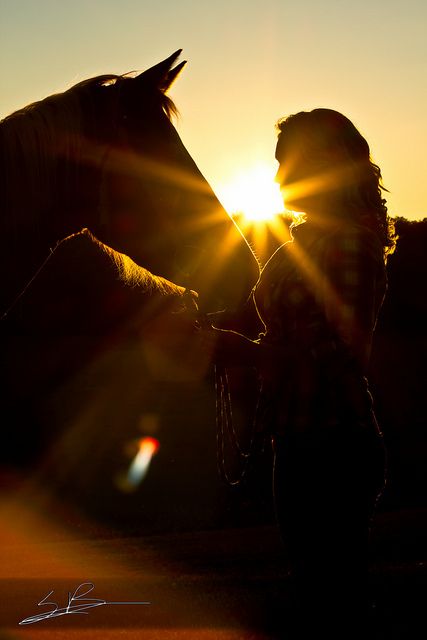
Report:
199,326,291,384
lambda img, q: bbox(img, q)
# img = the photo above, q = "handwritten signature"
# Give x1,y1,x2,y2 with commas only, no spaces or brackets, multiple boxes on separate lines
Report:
19,582,151,625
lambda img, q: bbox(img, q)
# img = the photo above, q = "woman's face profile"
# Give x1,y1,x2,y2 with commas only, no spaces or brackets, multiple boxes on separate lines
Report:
275,137,315,213
275,130,343,216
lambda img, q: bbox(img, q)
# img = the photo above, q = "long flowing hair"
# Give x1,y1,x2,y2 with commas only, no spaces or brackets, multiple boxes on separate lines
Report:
276,109,396,259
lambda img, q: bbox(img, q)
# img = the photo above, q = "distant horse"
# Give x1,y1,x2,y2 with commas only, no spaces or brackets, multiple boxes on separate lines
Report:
0,51,259,477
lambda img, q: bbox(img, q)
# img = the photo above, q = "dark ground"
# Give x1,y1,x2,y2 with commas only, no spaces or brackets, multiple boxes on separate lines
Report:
1,475,426,640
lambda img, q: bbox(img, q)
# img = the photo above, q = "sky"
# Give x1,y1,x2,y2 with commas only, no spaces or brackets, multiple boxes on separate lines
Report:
1,0,426,221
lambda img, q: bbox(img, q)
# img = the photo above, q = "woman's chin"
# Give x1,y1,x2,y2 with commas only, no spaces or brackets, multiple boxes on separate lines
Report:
283,199,305,213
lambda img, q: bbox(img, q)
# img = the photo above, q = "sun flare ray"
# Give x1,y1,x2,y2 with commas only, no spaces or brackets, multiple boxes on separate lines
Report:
217,163,284,224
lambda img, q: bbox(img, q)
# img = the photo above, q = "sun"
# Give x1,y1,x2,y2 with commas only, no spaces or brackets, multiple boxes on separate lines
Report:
218,163,285,223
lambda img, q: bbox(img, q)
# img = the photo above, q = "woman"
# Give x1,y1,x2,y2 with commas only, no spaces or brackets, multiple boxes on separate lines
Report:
202,109,395,635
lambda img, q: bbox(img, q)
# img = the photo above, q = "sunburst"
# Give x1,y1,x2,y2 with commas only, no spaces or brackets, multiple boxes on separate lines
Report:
218,163,285,223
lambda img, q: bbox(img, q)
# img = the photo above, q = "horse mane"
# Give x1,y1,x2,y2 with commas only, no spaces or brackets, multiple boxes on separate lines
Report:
63,227,186,297
0,72,179,306
99,232,184,296
0,72,177,238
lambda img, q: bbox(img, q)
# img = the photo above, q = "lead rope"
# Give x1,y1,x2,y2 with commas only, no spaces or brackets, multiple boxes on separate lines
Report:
184,297,265,487
215,364,264,487
0,240,65,323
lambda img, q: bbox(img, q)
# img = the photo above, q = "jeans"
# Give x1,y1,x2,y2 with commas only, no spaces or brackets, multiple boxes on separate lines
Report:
272,423,386,635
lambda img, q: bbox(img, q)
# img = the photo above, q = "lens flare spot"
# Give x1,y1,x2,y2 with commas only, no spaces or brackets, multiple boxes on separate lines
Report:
129,437,160,484
116,437,160,492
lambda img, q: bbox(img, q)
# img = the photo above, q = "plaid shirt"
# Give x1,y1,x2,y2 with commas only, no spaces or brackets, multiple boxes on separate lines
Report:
254,221,387,435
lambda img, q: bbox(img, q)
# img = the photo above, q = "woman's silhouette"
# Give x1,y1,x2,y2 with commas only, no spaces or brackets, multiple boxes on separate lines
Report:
201,108,395,635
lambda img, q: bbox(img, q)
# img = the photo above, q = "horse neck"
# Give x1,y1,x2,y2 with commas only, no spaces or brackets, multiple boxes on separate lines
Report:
0,98,105,312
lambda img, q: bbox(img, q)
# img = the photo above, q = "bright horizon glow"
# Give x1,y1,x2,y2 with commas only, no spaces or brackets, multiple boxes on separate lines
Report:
0,1,426,220
218,164,285,223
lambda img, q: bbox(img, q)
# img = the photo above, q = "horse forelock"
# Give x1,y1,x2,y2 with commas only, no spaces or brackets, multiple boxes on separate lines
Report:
68,72,178,121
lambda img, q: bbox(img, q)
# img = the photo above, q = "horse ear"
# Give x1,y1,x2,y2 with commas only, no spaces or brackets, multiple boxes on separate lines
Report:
136,50,184,90
163,60,187,91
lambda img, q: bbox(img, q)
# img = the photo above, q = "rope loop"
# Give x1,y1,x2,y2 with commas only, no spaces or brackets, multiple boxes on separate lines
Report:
215,364,264,487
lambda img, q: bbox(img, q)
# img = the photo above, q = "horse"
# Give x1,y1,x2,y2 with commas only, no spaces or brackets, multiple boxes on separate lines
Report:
0,51,260,522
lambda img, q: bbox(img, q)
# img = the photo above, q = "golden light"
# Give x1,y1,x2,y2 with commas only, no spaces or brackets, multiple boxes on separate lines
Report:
218,163,284,223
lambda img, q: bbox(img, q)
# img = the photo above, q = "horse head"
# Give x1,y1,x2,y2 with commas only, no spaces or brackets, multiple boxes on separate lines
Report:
0,54,261,496
0,51,259,321
73,50,260,314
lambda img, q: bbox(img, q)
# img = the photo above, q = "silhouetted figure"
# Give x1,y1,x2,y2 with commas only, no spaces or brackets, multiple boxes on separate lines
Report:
0,50,259,482
202,109,395,637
